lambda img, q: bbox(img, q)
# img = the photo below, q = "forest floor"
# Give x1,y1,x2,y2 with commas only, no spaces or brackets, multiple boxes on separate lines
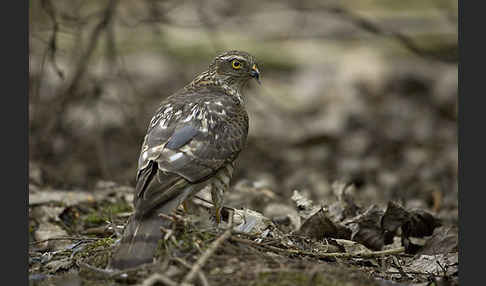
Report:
29,2,458,285
29,177,457,286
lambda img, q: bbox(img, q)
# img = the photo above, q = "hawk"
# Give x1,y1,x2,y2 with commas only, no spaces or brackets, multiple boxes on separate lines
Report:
110,50,260,269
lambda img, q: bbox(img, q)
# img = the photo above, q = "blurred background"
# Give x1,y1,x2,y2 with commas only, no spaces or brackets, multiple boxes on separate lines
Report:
29,0,457,221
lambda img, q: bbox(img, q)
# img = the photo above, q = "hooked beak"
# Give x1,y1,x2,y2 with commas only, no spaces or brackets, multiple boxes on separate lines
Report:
250,64,261,85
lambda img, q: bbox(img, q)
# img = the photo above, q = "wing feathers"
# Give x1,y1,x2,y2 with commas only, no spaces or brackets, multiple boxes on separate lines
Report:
166,125,199,150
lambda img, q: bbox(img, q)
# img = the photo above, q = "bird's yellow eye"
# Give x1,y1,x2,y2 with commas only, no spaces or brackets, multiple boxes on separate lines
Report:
232,59,242,70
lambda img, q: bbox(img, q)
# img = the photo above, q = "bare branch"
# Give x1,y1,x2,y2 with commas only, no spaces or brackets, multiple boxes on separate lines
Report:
66,0,119,96
40,0,65,79
181,229,232,285
312,5,457,63
139,273,178,286
39,0,120,142
29,236,102,245
230,236,406,259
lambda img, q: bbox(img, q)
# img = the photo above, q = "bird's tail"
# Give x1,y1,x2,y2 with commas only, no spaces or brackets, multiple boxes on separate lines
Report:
109,190,190,270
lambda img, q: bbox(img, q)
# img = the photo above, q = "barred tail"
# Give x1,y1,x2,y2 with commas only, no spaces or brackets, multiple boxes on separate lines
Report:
109,189,191,270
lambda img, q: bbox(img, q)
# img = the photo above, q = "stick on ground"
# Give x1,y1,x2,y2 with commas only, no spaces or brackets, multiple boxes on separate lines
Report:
181,228,232,285
139,273,178,286
230,236,405,259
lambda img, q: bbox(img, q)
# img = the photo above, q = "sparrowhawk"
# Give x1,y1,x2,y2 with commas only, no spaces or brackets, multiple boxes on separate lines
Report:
110,50,260,270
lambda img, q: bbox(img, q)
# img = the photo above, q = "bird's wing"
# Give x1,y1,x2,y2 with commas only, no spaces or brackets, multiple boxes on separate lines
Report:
134,89,248,213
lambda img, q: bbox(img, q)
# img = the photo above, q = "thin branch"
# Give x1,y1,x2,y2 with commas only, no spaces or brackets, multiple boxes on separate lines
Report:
31,38,49,127
384,271,443,278
77,259,172,281
29,236,102,246
139,273,178,286
104,1,118,76
181,228,232,285
268,245,406,259
230,236,405,259
172,257,210,286
65,0,119,96
40,0,119,142
309,5,457,63
40,0,65,79
77,261,117,276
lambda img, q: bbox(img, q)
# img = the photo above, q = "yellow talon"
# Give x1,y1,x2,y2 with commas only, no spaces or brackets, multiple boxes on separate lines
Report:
214,207,222,224
182,201,189,213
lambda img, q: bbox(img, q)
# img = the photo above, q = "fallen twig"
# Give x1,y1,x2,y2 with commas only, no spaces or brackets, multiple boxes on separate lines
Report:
172,257,210,286
181,228,232,285
77,259,165,280
159,212,186,223
160,226,174,241
265,244,405,259
230,236,405,259
29,236,101,246
77,261,118,276
384,271,443,278
230,236,265,246
139,273,178,286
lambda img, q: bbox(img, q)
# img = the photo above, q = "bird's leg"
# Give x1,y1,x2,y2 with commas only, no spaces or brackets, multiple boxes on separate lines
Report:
210,163,234,224
182,201,190,213
210,184,224,223
181,198,197,215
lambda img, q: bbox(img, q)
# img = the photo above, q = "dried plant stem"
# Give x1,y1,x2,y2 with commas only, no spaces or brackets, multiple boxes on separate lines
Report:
139,273,178,286
29,236,101,245
271,245,406,259
172,257,210,286
181,229,231,285
231,236,405,259
77,261,116,276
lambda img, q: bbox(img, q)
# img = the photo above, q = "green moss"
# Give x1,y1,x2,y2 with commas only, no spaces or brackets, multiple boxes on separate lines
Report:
82,200,132,227
92,237,115,248
74,238,115,258
84,213,106,225
74,238,115,269
105,201,132,215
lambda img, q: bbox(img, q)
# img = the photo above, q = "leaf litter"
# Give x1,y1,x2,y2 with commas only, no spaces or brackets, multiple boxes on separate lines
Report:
29,179,458,286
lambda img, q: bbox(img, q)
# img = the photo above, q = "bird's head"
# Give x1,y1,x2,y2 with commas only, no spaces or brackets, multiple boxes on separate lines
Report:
210,50,260,85
188,50,260,102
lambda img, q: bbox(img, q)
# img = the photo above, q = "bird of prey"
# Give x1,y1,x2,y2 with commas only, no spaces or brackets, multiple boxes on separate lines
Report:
110,50,260,270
